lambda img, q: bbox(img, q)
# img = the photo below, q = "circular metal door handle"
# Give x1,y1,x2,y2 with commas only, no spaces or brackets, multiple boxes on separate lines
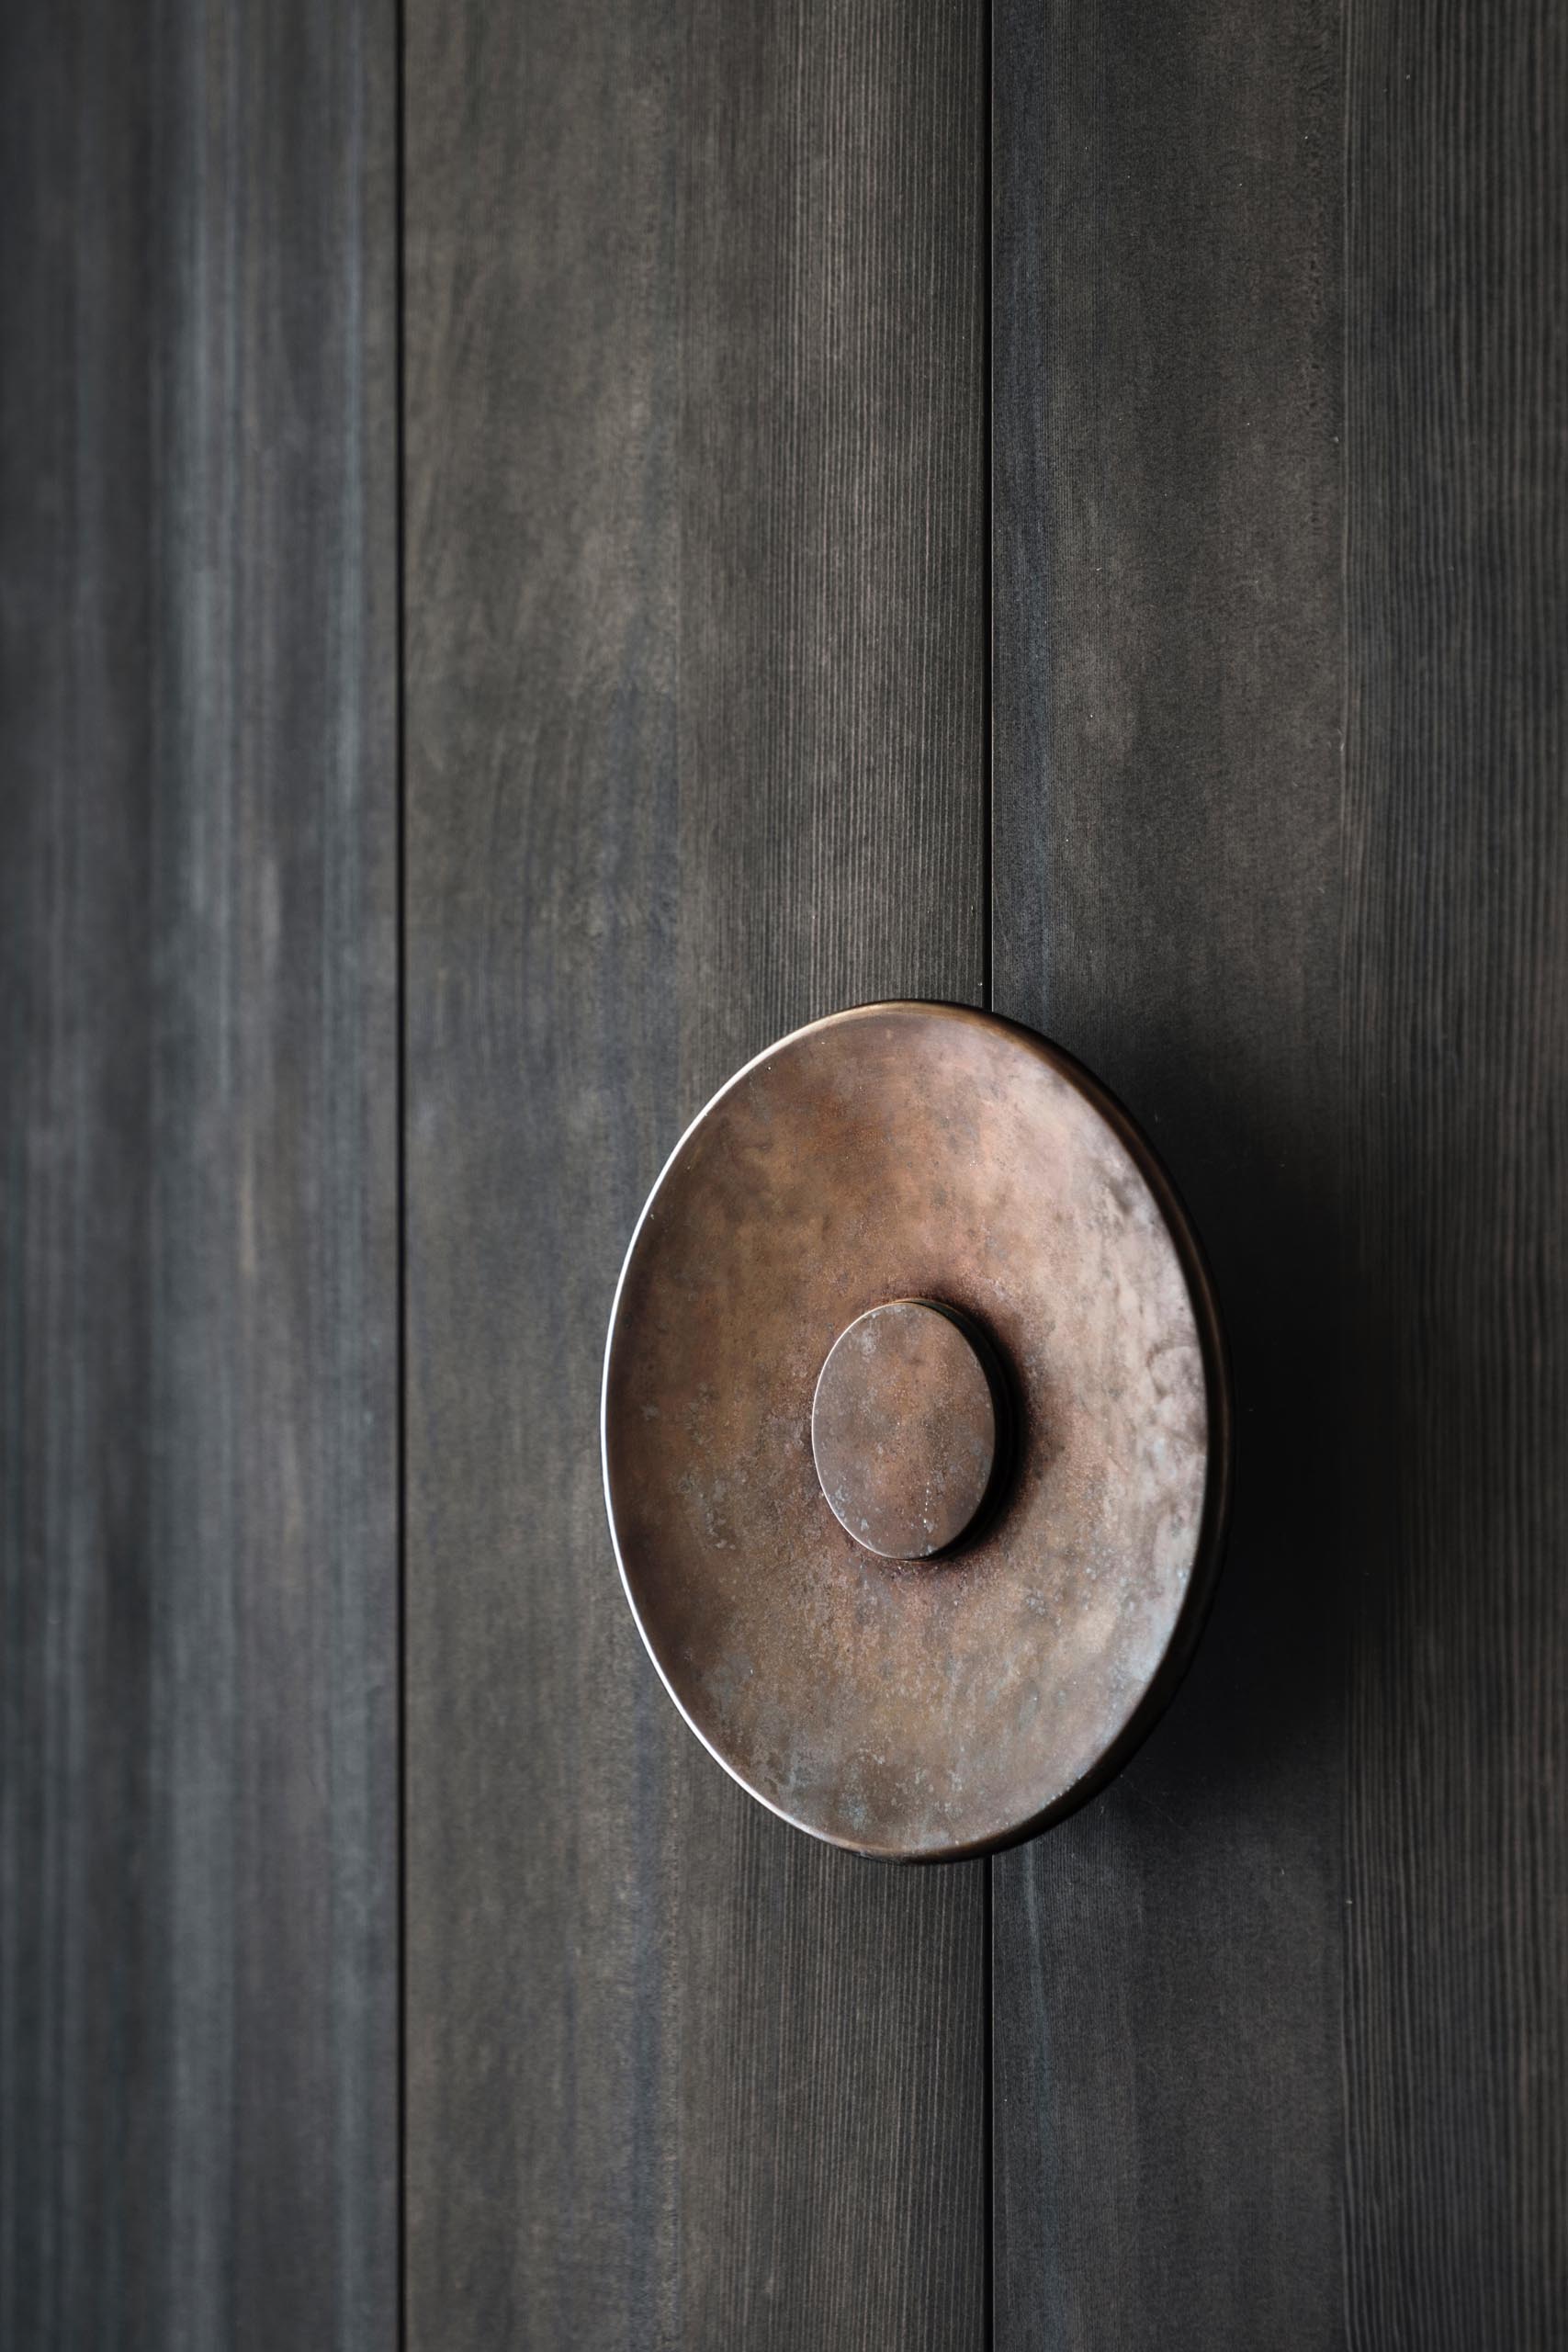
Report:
601,1002,1231,1860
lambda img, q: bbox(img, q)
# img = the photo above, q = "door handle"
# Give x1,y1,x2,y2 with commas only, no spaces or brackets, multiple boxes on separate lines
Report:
601,1001,1230,1860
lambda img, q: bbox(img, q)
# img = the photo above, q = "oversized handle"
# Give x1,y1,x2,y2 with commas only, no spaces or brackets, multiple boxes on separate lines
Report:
602,1002,1231,1861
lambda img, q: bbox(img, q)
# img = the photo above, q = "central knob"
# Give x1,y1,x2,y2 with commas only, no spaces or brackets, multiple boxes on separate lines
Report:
810,1299,1003,1560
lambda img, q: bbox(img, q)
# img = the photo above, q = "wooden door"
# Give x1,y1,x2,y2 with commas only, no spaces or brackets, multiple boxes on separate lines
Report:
6,1,1565,2346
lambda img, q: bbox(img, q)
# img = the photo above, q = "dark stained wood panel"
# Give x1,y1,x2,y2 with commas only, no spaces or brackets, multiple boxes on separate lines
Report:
1340,0,1568,2336
403,0,987,2341
0,1,398,2346
402,3,684,2337
994,0,1568,2342
673,10,987,2342
990,0,1347,2344
678,1,988,1081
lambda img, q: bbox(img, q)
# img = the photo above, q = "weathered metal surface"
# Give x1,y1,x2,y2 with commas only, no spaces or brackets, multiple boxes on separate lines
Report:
811,1300,1002,1560
602,1002,1230,1859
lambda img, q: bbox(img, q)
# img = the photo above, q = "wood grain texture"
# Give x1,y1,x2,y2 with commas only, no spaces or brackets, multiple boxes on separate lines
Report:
991,0,1346,2344
1341,0,1568,2337
995,0,1568,2343
403,0,986,2343
677,1,988,1080
0,1,398,2344
675,14,987,2339
403,4,684,2339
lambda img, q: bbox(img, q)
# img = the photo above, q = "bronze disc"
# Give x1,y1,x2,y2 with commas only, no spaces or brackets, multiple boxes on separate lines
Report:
601,1002,1231,1860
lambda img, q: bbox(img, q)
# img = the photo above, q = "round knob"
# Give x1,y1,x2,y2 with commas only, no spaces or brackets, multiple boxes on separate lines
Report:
810,1299,1001,1559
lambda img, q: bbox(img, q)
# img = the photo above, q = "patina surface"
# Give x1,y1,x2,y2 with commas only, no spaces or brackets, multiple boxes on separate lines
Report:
811,1299,1002,1561
602,1003,1229,1859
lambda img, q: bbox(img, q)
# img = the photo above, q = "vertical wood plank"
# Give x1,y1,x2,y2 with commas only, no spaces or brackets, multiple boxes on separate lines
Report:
995,0,1568,2342
991,0,1346,2343
403,1,987,2343
403,4,683,2338
0,1,398,2346
678,3,988,1077
1341,1,1568,2337
673,8,988,2326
